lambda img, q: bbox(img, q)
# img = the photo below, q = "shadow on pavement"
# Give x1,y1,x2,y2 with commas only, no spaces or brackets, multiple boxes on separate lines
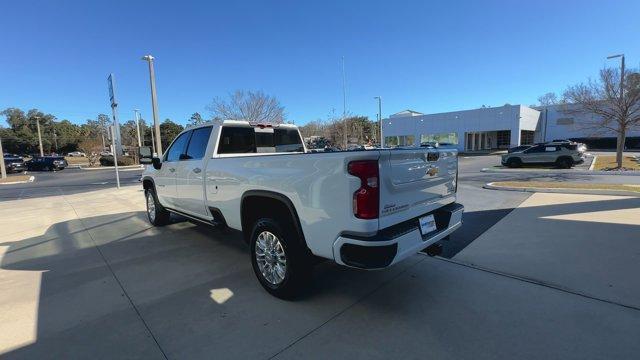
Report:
438,208,516,258
0,210,417,359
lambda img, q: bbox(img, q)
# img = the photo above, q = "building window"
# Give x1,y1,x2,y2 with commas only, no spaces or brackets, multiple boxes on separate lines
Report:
421,133,458,145
385,135,415,147
556,118,574,125
520,130,534,145
496,130,511,148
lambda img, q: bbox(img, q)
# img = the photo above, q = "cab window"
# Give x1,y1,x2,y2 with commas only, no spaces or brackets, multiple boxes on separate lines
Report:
218,127,256,154
165,131,192,161
184,126,212,160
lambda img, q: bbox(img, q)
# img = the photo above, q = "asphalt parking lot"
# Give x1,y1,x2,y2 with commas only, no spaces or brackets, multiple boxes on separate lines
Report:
1,155,639,359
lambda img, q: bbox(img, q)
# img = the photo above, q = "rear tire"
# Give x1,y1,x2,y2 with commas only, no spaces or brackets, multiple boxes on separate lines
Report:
145,189,170,226
506,158,522,168
556,157,573,169
250,218,312,299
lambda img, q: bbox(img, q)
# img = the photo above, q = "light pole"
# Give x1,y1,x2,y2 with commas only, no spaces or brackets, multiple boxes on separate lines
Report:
0,136,6,179
53,131,58,153
133,109,143,148
606,53,625,164
35,116,44,156
342,56,348,149
607,53,625,98
142,55,162,155
374,96,382,146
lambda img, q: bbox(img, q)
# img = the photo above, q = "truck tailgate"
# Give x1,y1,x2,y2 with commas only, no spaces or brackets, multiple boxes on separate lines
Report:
378,148,458,229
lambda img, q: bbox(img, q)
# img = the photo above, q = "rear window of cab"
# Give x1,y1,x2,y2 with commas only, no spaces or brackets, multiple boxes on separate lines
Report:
218,126,304,154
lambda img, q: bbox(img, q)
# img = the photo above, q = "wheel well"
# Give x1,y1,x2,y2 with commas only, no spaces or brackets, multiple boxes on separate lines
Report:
142,178,154,191
241,193,306,247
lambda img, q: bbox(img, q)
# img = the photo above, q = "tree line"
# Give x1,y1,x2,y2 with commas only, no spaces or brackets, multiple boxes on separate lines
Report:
0,89,291,155
0,108,187,155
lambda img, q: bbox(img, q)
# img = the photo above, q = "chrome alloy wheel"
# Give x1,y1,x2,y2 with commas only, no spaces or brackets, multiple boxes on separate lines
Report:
255,231,287,285
146,191,156,223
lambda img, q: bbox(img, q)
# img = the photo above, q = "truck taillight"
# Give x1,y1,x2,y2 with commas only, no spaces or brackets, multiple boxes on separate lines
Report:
348,160,379,219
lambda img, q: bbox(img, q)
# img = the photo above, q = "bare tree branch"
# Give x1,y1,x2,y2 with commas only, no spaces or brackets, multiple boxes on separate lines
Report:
207,90,286,124
562,66,640,168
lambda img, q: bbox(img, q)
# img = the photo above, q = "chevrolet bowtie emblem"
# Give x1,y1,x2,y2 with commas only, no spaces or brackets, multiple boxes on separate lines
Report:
426,167,439,176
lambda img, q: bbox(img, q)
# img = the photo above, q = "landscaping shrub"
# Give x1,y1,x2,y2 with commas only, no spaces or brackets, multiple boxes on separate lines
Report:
99,155,136,166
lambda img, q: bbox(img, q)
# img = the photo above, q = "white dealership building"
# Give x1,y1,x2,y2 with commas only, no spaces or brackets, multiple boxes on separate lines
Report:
382,104,640,151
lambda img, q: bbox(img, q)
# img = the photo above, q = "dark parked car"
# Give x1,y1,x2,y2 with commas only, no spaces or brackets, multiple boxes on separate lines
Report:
3,156,26,173
25,156,68,171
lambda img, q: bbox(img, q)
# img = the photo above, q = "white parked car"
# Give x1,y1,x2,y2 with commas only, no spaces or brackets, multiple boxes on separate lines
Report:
67,151,86,157
141,120,463,298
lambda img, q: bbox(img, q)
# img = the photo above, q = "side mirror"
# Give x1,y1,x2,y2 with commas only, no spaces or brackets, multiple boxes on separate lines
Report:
152,157,162,170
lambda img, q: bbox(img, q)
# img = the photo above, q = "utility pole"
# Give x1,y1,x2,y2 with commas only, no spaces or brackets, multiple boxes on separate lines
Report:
342,56,348,149
374,96,382,146
142,55,163,155
35,116,44,156
0,136,6,179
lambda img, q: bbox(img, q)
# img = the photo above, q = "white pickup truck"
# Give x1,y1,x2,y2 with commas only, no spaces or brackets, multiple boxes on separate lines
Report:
141,120,463,298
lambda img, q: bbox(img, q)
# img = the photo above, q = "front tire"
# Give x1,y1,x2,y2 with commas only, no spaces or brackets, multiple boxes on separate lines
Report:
145,189,170,226
250,218,311,299
506,158,522,168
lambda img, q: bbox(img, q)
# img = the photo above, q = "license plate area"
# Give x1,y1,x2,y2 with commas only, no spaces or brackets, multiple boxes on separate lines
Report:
419,214,437,236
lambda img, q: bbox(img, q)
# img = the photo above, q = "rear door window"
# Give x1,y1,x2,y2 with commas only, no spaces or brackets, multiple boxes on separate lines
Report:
218,127,256,154
185,126,213,160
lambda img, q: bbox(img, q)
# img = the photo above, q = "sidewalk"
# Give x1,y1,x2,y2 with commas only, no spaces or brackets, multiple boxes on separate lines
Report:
1,188,639,359
454,192,640,309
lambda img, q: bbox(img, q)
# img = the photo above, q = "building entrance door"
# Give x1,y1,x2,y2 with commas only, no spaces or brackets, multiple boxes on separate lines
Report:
466,132,492,151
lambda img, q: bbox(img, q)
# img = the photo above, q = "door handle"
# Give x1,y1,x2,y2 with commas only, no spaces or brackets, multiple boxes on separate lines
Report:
193,167,202,174
169,168,176,173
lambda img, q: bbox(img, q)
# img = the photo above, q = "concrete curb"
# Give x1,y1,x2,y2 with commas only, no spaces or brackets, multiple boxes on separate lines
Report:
0,175,35,185
79,165,145,170
588,155,597,171
484,182,640,197
481,167,640,176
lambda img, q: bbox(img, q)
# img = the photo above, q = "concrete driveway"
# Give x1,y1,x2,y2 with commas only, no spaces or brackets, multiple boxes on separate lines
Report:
1,186,639,359
454,192,640,309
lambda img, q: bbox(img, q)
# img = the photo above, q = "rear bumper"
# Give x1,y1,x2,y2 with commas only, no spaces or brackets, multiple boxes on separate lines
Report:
333,203,464,269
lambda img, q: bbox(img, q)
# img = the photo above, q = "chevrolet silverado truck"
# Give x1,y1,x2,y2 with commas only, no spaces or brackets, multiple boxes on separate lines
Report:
141,120,463,298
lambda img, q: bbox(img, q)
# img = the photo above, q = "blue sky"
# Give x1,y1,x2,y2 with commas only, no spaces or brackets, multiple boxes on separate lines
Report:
2,0,639,126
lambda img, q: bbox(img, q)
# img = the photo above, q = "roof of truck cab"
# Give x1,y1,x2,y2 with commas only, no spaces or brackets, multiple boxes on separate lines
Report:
185,120,298,130
221,120,298,129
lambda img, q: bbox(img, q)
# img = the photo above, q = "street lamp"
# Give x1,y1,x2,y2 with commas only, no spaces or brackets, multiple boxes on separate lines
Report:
34,116,44,156
141,55,162,155
133,109,143,148
374,96,382,147
606,54,625,99
606,53,625,164
0,136,6,179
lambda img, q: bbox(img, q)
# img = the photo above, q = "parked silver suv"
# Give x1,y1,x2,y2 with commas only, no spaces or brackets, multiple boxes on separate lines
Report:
501,142,585,168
